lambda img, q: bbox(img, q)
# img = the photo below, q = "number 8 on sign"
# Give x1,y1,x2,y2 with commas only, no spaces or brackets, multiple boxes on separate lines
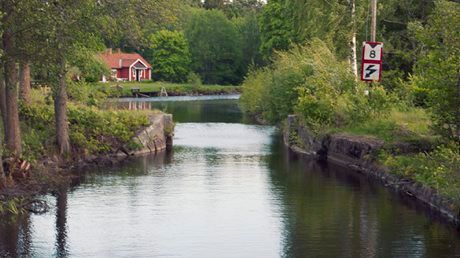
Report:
363,42,383,62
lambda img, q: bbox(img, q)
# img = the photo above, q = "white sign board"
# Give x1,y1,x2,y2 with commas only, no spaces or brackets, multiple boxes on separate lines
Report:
361,63,381,81
363,42,383,62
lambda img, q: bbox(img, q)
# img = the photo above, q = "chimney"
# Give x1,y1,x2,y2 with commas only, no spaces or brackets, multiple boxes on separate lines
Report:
106,48,112,54
116,48,121,53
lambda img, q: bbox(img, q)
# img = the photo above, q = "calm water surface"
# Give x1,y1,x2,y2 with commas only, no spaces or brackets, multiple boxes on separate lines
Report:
1,96,459,257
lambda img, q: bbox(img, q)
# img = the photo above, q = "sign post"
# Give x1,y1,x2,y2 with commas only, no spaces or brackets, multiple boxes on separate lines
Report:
361,41,383,82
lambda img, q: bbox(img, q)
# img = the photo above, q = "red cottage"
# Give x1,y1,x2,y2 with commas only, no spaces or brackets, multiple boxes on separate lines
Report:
98,48,152,82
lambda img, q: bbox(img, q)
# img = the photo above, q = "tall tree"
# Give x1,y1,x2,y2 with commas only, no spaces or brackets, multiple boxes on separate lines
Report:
204,0,227,9
1,0,47,156
234,10,264,73
409,0,460,142
19,62,31,104
44,0,100,155
146,30,191,82
1,0,22,156
185,8,243,84
98,0,182,51
258,0,295,57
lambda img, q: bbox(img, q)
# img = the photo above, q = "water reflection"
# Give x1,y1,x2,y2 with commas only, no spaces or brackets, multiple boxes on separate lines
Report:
0,96,459,257
0,215,32,257
112,97,245,123
55,190,68,257
267,136,460,258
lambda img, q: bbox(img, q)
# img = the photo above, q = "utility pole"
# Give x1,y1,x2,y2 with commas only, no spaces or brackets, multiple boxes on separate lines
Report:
370,0,378,42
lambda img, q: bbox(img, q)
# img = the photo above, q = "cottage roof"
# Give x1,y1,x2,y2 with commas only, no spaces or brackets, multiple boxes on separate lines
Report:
98,50,152,69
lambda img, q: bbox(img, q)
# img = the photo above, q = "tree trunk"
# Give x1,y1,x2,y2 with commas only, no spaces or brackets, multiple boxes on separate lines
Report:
350,0,358,79
2,24,22,156
54,54,71,155
0,69,7,138
19,61,31,105
456,71,460,147
0,70,5,185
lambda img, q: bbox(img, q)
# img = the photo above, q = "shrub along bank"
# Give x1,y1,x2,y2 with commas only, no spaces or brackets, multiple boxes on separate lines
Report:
1,84,167,214
240,38,460,206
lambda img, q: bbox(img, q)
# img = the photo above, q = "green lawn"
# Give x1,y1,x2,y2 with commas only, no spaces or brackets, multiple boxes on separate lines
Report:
98,81,241,97
339,108,437,144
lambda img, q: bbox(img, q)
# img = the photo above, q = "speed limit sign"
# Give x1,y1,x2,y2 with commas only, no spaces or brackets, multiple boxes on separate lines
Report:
362,42,383,62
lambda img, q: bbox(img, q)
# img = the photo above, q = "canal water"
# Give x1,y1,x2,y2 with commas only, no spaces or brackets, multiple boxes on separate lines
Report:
1,96,459,257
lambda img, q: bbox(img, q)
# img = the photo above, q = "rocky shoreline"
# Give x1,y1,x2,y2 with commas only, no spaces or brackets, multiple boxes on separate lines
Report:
284,115,460,227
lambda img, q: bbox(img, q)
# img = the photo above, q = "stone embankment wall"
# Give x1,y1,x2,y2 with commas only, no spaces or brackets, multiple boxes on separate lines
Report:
74,113,174,169
128,114,174,155
284,115,460,226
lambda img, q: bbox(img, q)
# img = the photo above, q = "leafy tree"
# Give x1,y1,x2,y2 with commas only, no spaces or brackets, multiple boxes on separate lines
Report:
0,0,38,155
185,8,243,84
70,43,109,83
38,0,102,155
258,0,295,57
233,11,264,75
376,0,435,90
409,0,460,142
146,30,191,82
222,0,264,18
204,0,227,10
241,39,388,127
98,0,182,51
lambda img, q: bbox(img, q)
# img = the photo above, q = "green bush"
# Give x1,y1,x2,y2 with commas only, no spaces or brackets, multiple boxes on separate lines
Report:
240,39,392,131
239,67,271,116
20,101,152,157
68,81,109,107
381,144,460,201
67,104,150,154
408,1,460,142
186,72,202,89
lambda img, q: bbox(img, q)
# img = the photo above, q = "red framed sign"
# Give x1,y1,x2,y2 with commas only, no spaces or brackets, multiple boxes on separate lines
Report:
361,41,383,82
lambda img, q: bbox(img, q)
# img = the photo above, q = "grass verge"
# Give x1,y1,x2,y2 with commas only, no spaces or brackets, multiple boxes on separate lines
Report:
98,81,241,97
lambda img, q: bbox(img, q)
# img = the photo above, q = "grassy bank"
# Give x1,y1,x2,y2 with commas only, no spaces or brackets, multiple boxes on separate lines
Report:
240,39,460,203
22,87,160,161
1,84,165,215
338,108,459,202
336,108,438,146
98,81,241,97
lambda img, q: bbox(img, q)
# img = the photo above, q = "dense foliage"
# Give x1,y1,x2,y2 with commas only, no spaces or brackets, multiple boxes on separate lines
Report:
20,89,152,160
145,30,191,82
241,39,390,131
258,0,439,90
408,1,460,141
381,145,460,201
185,9,243,85
242,0,460,201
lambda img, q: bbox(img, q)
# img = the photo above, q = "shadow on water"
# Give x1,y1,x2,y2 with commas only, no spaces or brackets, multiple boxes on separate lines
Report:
266,135,460,258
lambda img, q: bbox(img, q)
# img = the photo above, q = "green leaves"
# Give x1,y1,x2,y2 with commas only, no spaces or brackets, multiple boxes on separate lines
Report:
185,8,244,85
146,30,191,82
382,144,460,201
19,97,151,157
409,0,460,141
241,38,393,131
